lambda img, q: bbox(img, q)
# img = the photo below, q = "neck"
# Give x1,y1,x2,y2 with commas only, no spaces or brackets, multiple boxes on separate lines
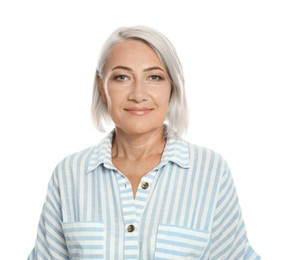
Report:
112,126,166,160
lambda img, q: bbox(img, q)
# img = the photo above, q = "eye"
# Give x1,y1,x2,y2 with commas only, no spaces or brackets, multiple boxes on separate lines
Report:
149,75,162,81
115,75,128,81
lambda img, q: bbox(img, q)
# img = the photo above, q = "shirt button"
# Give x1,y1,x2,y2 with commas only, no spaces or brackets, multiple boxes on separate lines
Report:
141,182,149,189
127,224,135,232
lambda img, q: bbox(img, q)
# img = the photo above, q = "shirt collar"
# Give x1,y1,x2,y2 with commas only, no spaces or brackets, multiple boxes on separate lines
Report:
86,129,190,174
159,137,190,169
87,130,115,173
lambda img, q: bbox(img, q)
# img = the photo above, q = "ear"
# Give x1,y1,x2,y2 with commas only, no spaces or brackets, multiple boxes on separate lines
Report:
97,74,107,103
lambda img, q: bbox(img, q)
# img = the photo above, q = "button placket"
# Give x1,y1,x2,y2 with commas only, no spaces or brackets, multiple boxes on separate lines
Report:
115,171,139,258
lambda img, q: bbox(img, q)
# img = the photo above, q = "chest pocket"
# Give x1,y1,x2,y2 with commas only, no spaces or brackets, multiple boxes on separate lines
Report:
155,224,209,259
63,222,105,260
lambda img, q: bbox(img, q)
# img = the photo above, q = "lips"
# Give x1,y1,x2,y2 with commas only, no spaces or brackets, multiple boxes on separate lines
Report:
124,107,153,116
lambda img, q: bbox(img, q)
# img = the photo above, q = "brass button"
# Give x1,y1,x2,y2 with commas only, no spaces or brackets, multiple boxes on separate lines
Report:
127,224,135,232
141,182,149,189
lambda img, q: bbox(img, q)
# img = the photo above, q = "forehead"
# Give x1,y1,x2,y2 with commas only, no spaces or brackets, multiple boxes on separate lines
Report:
105,39,164,69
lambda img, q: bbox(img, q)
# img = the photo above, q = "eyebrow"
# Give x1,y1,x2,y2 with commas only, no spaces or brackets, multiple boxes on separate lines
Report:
112,66,165,72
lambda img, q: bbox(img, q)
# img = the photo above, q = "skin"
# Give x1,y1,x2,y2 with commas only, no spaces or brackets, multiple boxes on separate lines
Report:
97,40,172,197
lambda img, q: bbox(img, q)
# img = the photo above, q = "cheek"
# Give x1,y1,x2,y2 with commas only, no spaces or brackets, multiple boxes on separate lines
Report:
157,89,172,107
105,86,127,107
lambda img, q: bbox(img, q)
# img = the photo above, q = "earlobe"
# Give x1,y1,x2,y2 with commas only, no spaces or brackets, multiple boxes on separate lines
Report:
97,74,107,102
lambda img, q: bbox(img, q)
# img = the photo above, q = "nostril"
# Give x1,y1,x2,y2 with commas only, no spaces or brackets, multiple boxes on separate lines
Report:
128,91,148,103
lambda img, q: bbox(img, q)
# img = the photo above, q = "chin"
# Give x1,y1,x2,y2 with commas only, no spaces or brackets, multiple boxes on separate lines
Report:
116,123,163,136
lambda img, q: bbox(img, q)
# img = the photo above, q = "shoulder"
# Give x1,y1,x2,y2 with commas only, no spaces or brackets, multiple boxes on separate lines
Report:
167,137,229,173
53,145,97,176
178,139,230,174
184,142,232,194
190,143,227,165
52,132,113,176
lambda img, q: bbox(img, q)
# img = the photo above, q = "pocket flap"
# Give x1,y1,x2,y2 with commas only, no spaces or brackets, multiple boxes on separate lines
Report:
155,224,210,259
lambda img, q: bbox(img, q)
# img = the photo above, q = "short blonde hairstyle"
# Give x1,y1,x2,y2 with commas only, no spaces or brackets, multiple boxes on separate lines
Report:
91,25,189,137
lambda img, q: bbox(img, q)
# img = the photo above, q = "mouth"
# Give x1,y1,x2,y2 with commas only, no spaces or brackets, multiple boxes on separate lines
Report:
124,107,153,116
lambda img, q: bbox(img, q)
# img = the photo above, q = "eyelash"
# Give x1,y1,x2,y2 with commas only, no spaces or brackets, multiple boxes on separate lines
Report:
149,75,163,81
113,74,163,81
114,75,128,81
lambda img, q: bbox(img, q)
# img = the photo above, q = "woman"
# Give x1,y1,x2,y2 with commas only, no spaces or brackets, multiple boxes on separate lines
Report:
28,26,260,259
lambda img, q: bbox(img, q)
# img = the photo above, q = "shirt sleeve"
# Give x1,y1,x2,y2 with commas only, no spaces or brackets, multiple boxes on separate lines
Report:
208,163,260,259
28,171,70,260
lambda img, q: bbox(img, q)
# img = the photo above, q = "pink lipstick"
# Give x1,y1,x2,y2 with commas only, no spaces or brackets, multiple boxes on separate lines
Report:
124,107,153,116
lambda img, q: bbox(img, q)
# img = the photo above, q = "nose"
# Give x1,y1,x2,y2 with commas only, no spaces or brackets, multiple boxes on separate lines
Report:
127,79,148,102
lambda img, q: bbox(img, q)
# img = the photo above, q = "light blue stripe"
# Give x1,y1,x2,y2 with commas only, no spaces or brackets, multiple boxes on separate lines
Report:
64,226,104,232
91,166,96,221
216,171,234,209
96,166,103,221
228,222,246,258
61,158,72,223
108,170,121,256
71,253,104,258
39,220,67,251
37,228,53,259
159,230,208,242
69,244,104,250
184,145,198,227
196,150,215,229
66,235,104,241
45,197,62,223
125,236,138,241
102,167,111,259
157,238,204,250
205,157,222,230
166,165,180,221
47,178,61,213
121,188,132,194
211,211,240,244
135,204,144,209
76,153,82,222
191,147,207,227
83,157,89,221
211,227,236,259
213,196,239,233
41,208,65,240
156,166,171,222
175,167,188,225
125,245,138,250
135,196,146,202
125,255,139,259
38,222,68,258
68,153,77,221
156,248,200,258
122,209,135,215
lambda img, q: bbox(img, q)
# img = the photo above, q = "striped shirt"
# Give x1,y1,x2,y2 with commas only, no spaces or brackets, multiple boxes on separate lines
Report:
28,130,260,259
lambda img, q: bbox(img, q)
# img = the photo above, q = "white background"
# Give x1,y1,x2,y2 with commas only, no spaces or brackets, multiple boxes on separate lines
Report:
0,0,286,259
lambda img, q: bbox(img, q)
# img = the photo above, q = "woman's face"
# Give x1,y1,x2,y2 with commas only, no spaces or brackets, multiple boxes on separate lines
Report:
98,40,172,136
